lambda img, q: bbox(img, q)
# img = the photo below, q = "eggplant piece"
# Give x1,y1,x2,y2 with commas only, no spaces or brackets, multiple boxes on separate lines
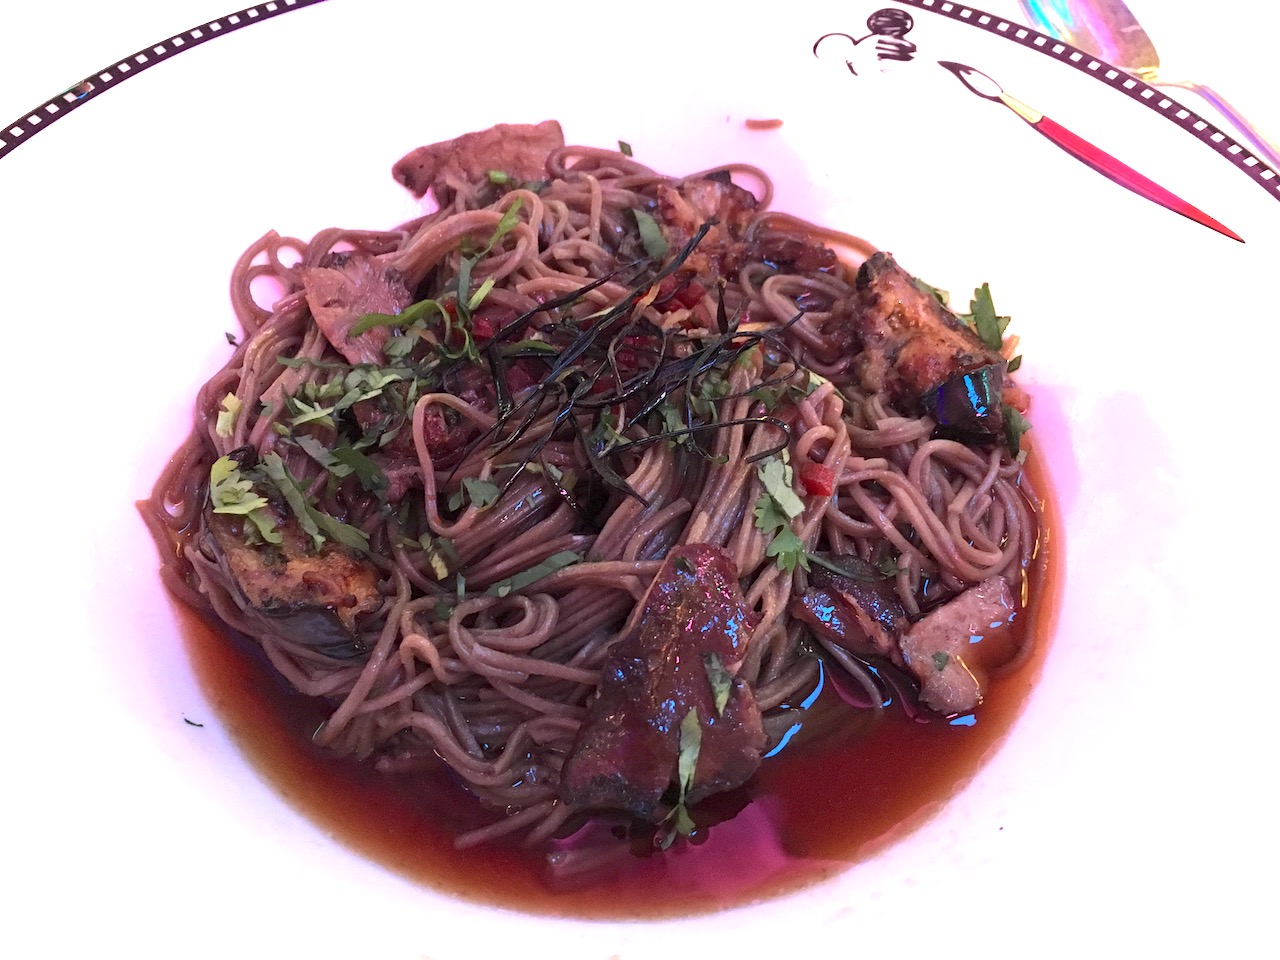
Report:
800,554,909,658
202,496,381,661
850,253,1005,407
924,363,1007,445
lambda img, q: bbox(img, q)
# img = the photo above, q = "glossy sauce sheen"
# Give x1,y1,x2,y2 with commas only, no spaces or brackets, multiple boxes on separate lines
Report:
180,456,1060,920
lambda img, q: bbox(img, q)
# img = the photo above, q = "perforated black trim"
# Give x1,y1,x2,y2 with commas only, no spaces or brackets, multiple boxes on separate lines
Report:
0,0,328,160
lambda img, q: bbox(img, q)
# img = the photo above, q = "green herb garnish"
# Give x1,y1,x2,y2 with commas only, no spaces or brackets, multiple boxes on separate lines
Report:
208,456,281,544
704,653,732,717
631,208,668,259
1003,404,1032,460
215,393,241,439
486,550,582,597
753,452,809,573
659,708,702,849
259,452,370,551
448,476,501,512
912,277,951,306
959,283,1010,351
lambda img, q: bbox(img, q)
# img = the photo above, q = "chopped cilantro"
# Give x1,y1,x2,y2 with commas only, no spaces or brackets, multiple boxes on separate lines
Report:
659,708,702,849
764,523,808,572
259,452,369,552
618,140,633,156
875,554,905,579
462,476,500,509
485,551,582,597
912,277,951,306
960,283,1010,351
1003,404,1032,460
215,393,242,439
658,401,691,446
630,208,668,259
677,708,700,793
209,456,268,515
287,398,336,430
449,476,501,512
486,169,511,184
415,535,457,580
293,434,352,479
757,454,805,520
330,445,389,495
704,653,732,717
753,452,809,572
208,456,281,545
932,651,951,671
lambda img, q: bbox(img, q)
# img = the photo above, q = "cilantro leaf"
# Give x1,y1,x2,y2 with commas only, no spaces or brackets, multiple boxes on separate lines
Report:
414,535,456,580
752,453,809,572
631,208,668,259
449,476,501,512
677,708,701,794
1003,404,1032,459
912,277,951,306
215,393,242,439
209,457,267,515
330,445,389,495
287,398,336,430
704,653,732,717
208,456,281,544
462,476,500,509
658,708,702,849
259,452,370,552
485,551,582,597
765,525,808,572
964,283,1009,351
293,435,353,479
757,455,804,520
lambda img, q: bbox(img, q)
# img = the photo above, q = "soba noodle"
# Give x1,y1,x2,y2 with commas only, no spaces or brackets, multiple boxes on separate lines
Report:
142,127,1043,853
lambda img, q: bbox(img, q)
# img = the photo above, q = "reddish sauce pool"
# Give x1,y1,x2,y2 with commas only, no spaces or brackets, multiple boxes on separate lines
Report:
178,452,1060,920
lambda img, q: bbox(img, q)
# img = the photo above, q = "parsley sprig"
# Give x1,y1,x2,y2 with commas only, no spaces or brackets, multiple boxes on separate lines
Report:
753,451,809,572
658,708,702,849
208,456,281,544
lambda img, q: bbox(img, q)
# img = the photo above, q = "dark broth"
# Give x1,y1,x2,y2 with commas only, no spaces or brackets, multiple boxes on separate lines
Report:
177,453,1059,920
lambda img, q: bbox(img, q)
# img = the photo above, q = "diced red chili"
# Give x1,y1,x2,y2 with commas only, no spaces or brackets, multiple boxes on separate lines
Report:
673,280,706,309
654,277,707,312
798,461,836,497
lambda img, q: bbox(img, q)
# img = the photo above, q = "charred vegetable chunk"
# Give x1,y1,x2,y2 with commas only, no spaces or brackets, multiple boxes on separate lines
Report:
790,553,908,658
851,252,1006,409
201,449,381,659
559,544,765,821
924,363,1007,445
